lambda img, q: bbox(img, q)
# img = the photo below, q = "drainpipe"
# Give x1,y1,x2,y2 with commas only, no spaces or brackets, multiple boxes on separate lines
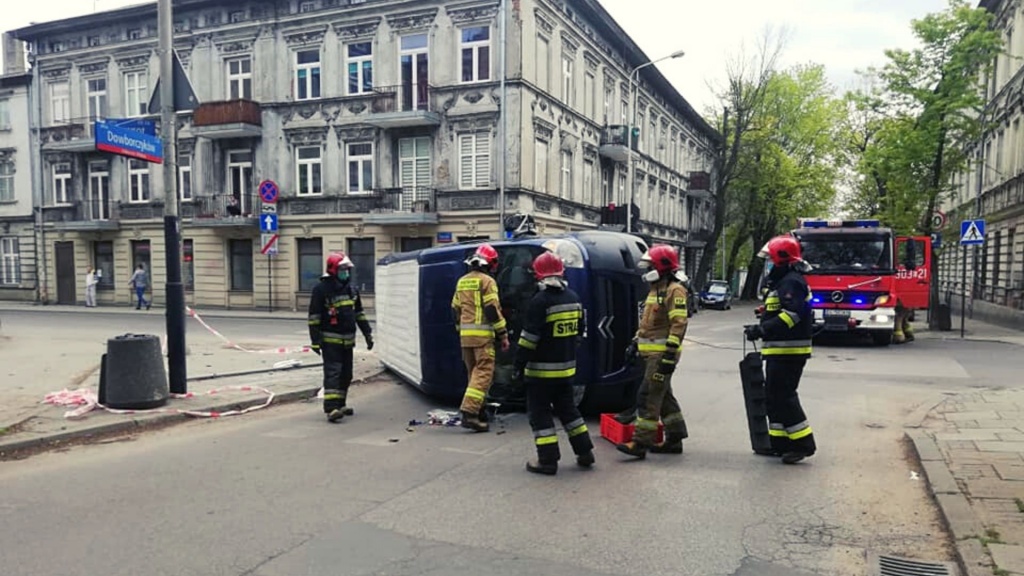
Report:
28,44,47,303
497,0,507,237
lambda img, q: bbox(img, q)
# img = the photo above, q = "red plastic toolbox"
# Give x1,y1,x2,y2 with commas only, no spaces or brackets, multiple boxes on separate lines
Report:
600,413,664,445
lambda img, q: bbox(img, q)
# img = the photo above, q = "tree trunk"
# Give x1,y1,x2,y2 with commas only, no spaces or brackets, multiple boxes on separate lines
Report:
740,251,766,300
726,227,750,289
923,116,947,329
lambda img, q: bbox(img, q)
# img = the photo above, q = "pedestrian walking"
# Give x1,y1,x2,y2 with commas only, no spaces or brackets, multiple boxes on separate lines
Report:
308,252,373,423
128,264,150,310
744,235,817,464
513,251,594,475
85,267,98,307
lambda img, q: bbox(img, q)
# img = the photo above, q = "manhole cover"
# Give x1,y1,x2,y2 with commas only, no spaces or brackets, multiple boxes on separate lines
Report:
868,552,958,576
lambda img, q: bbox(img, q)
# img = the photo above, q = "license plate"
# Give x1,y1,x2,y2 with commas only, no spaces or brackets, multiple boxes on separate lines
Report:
824,309,850,318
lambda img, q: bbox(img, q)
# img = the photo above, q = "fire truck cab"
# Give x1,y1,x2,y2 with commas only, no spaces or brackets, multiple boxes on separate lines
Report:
783,219,931,345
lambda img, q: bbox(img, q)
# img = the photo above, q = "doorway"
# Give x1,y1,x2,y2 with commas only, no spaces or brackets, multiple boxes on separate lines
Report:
131,240,152,291
55,241,76,305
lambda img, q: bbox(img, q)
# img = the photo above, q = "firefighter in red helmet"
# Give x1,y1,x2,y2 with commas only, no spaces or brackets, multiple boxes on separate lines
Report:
308,252,373,423
617,244,690,459
451,243,509,432
744,235,817,464
513,251,595,475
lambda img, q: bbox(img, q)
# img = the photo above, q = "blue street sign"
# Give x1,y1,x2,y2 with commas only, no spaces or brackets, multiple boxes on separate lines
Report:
437,232,453,243
931,232,941,249
95,119,163,163
960,219,986,246
259,213,278,233
258,180,279,204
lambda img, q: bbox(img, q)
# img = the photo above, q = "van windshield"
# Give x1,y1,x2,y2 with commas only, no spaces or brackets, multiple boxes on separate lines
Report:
798,234,893,274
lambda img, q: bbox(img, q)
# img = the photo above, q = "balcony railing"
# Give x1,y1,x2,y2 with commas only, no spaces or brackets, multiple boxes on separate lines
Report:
193,100,262,127
371,83,434,114
43,198,119,229
688,171,711,192
40,116,99,151
369,187,436,213
600,125,638,148
182,193,258,222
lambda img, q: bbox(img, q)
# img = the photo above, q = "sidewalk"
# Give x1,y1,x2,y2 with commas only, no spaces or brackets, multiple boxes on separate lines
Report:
0,301,376,322
915,314,1024,347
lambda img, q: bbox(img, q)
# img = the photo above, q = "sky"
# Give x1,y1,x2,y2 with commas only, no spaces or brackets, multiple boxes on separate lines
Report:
2,0,950,112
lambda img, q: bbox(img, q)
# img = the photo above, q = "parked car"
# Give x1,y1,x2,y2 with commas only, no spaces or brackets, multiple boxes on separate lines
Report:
699,280,733,310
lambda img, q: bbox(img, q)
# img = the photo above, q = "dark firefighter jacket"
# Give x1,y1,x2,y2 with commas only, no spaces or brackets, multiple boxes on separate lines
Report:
308,276,372,348
759,265,813,358
514,286,585,380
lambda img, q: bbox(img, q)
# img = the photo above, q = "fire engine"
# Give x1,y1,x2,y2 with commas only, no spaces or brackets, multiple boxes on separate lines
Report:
780,218,932,345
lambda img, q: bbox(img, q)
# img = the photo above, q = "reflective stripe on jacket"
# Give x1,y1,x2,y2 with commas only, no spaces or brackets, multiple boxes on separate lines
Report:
515,287,584,381
760,267,813,358
635,280,688,358
451,270,507,347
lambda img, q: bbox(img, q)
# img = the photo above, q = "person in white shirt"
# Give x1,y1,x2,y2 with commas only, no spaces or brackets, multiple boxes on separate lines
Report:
85,267,98,308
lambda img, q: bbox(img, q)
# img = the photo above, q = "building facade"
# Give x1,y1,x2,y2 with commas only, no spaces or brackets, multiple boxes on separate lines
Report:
5,0,718,311
940,0,1024,328
0,66,37,301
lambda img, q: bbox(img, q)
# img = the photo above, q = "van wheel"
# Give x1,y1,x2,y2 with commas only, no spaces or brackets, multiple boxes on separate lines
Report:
872,331,893,346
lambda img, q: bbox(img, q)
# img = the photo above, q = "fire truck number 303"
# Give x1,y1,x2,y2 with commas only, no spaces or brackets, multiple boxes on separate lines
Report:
895,268,928,280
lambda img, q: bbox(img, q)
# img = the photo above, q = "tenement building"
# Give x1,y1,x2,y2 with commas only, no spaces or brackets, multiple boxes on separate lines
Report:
5,0,718,310
0,46,36,301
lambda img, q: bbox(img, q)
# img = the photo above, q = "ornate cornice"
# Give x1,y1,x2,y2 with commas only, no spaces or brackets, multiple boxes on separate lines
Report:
331,17,382,40
387,9,438,33
535,9,554,36
116,52,152,71
560,31,580,55
283,26,328,47
78,59,110,76
283,126,330,147
446,2,499,24
333,125,377,142
533,117,556,140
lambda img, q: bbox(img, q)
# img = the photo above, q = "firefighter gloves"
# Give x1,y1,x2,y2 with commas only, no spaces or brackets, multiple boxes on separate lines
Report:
365,335,374,350
744,325,763,342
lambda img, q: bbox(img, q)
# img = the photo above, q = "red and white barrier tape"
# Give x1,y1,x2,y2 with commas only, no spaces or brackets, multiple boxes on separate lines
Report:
185,306,314,355
42,385,276,420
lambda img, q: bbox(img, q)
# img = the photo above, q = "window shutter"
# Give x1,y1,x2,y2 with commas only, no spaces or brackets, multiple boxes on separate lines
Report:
459,135,474,188
474,134,489,188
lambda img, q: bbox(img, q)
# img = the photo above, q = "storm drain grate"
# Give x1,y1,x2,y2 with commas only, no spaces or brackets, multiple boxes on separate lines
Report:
868,552,958,576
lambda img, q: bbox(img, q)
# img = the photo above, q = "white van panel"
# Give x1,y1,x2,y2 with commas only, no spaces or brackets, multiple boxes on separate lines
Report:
375,259,422,384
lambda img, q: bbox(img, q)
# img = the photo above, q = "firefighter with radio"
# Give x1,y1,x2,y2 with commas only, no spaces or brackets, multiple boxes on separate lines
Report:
308,252,374,423
617,244,690,459
513,251,595,475
452,243,510,432
743,235,817,464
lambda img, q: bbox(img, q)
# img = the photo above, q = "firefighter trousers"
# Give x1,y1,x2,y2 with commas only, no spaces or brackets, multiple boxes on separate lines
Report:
764,356,816,455
526,379,594,465
460,344,495,414
633,356,688,447
322,344,354,413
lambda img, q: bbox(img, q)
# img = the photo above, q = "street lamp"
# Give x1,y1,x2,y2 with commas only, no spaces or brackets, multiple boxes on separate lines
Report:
626,49,685,234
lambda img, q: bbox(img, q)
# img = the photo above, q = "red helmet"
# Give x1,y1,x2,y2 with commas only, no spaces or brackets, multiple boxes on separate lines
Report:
467,243,499,272
640,244,680,275
326,252,354,275
765,235,801,266
532,251,565,280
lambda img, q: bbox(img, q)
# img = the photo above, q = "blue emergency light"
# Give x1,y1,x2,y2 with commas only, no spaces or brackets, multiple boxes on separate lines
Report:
799,218,880,229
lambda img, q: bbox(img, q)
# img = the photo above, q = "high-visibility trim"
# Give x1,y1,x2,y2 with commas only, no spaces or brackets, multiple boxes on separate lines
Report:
762,339,812,348
460,323,495,338
526,361,576,370
329,299,355,308
766,302,781,312
786,421,813,440
663,412,685,425
535,435,559,446
762,346,812,356
666,335,682,347
474,291,482,325
517,338,538,350
463,387,486,401
322,393,343,401
569,423,588,437
635,417,659,431
637,337,667,352
356,313,367,322
668,309,688,319
457,278,482,291
546,311,582,323
765,295,780,304
769,428,788,437
483,292,500,305
778,311,796,328
645,295,660,305
519,330,541,343
524,367,576,378
493,318,507,331
533,427,558,438
308,319,321,326
546,303,582,315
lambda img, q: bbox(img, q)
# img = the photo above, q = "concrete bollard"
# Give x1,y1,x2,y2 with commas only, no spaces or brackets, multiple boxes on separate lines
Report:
98,334,170,409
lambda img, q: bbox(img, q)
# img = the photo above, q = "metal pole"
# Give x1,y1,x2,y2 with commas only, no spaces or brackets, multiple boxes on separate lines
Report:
497,0,507,237
267,255,273,313
29,48,47,303
159,0,186,394
627,68,638,234
960,242,966,338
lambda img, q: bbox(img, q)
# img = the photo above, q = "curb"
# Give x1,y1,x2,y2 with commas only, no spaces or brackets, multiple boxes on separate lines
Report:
0,368,387,459
904,430,993,576
0,304,376,324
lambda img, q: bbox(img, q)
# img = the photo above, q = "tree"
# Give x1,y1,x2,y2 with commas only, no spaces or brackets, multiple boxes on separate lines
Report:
847,0,1002,327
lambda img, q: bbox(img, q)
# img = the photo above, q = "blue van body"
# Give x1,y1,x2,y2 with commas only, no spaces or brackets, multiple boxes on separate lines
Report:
375,230,649,412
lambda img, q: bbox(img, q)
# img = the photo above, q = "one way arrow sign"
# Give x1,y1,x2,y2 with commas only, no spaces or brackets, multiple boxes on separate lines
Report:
259,213,278,232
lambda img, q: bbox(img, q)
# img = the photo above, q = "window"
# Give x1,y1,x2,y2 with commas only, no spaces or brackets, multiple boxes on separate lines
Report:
94,241,115,289
346,42,373,95
128,28,143,40
347,142,373,193
227,57,252,100
295,49,321,100
400,34,429,111
460,26,491,82
583,159,594,206
603,87,613,124
300,1,316,12
347,238,376,293
399,137,431,191
584,72,595,118
296,146,323,196
229,10,245,23
536,37,550,91
562,56,574,105
229,239,253,291
0,160,13,202
227,150,253,213
52,163,71,205
459,133,490,189
87,78,107,121
297,238,323,292
50,82,70,123
0,238,18,285
128,159,150,203
535,139,549,192
183,239,194,291
178,154,193,201
88,161,110,220
0,99,10,129
560,150,573,200
621,98,629,125
637,112,645,152
124,71,148,117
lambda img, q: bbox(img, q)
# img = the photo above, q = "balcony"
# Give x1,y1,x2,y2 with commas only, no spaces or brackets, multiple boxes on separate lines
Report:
363,187,438,225
599,125,637,164
40,117,97,153
191,100,262,139
182,193,259,227
685,226,715,248
119,202,165,220
42,199,119,231
366,84,442,129
687,171,714,199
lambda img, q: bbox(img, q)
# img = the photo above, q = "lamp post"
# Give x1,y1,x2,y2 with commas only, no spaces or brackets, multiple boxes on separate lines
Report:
625,50,685,235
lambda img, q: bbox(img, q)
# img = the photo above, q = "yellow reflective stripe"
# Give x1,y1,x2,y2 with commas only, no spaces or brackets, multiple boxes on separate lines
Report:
546,311,581,322
768,428,788,437
330,300,355,308
493,319,507,331
789,426,813,440
535,436,559,446
464,387,486,401
569,424,588,437
323,393,343,400
765,296,780,304
517,338,537,349
635,417,658,431
457,278,481,291
474,291,482,325
482,292,499,304
778,312,796,328
666,335,681,347
762,347,812,356
308,319,321,325
461,329,494,337
356,313,367,321
523,367,576,378
645,295,659,304
638,343,667,352
668,309,687,319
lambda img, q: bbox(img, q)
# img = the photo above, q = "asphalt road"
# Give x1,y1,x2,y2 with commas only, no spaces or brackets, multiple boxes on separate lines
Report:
3,308,1022,576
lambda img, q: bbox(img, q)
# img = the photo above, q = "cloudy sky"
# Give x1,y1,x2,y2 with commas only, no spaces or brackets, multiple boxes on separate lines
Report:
3,0,949,111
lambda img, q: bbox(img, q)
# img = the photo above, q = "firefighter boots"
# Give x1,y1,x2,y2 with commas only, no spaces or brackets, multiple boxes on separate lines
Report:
327,409,345,423
526,459,558,475
650,433,685,454
460,411,490,432
616,442,648,459
342,407,354,416
782,450,814,465
576,450,595,468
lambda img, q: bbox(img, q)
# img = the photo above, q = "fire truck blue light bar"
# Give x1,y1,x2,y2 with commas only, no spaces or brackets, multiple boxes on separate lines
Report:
799,219,881,228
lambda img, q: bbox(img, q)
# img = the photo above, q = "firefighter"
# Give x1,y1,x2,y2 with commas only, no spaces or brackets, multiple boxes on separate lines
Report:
743,235,817,464
451,243,510,432
893,302,915,344
617,244,690,459
308,252,374,423
513,251,595,475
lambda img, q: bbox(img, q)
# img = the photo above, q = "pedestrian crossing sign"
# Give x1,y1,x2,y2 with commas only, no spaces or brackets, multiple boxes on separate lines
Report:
960,219,986,246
